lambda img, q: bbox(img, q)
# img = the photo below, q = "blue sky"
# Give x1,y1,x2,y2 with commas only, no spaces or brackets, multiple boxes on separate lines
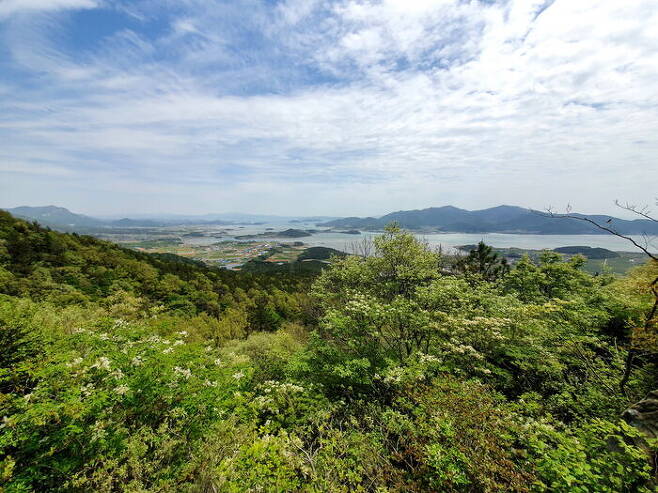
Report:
1,0,657,216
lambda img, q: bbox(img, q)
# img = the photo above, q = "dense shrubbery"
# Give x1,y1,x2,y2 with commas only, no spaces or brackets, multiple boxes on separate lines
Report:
1,215,657,491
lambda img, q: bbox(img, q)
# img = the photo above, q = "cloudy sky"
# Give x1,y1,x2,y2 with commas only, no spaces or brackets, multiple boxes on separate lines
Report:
1,0,657,217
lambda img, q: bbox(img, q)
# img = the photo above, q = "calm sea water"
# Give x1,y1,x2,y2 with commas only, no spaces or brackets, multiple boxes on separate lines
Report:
183,222,657,254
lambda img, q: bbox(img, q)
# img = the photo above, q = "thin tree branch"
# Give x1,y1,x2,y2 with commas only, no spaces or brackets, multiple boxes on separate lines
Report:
615,200,658,224
536,208,657,262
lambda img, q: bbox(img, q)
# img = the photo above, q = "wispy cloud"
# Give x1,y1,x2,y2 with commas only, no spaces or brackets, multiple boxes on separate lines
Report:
0,0,98,19
0,0,657,215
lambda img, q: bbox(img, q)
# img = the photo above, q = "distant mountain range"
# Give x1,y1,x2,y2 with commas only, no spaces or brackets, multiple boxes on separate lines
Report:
5,204,658,236
318,205,658,235
1,206,338,232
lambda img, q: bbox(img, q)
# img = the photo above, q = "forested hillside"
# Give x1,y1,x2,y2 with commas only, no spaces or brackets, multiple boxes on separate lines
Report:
1,212,657,492
0,210,311,333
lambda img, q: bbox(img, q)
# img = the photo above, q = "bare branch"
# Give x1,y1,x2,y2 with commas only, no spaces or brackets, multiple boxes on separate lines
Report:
536,208,657,262
615,200,658,223
347,236,375,257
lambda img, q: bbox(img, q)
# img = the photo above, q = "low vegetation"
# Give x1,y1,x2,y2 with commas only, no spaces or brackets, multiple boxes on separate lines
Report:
1,212,656,491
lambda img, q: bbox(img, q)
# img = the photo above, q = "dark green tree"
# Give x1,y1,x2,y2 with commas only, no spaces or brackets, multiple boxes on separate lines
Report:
457,241,510,281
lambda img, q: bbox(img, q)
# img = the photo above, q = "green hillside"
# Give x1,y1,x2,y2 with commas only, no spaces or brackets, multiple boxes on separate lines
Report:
296,246,346,261
1,214,657,492
0,210,310,326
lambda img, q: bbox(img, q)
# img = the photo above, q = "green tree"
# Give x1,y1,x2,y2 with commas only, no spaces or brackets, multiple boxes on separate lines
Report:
306,224,442,391
456,241,509,281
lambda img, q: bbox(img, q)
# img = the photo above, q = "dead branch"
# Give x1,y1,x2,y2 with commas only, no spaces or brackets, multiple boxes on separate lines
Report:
536,207,657,262
615,200,658,224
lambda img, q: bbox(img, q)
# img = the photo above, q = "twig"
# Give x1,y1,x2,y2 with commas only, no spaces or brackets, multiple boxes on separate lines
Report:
536,208,657,262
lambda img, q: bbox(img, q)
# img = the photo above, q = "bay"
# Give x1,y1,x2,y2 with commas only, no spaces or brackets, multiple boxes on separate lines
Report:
182,222,657,254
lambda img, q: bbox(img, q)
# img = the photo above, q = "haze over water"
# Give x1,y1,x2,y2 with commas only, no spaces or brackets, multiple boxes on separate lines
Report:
183,223,657,254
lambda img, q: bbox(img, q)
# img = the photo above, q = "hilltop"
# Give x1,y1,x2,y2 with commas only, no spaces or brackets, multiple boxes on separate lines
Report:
8,204,658,236
6,205,102,229
319,205,658,235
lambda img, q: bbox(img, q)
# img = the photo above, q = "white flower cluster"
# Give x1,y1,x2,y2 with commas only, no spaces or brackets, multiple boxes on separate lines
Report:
114,384,129,395
91,357,112,370
90,420,107,442
443,341,483,360
253,382,305,414
383,366,405,384
66,357,84,368
173,366,192,379
461,316,509,341
418,353,441,364
81,383,95,397
343,294,385,318
261,381,304,394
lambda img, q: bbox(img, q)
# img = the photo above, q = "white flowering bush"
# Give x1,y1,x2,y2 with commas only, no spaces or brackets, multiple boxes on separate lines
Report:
251,380,328,433
0,319,253,491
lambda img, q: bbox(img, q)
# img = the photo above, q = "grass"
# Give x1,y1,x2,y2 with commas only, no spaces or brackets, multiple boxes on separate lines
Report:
581,253,649,275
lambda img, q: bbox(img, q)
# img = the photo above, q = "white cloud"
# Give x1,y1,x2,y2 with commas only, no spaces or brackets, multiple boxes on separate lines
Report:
0,0,657,216
0,0,98,19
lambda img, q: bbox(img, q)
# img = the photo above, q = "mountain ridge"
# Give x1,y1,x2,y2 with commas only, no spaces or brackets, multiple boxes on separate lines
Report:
1,206,337,231
319,205,658,235
5,204,658,236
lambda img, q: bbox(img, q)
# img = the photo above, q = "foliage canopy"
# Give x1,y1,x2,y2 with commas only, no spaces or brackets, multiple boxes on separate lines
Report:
1,213,656,491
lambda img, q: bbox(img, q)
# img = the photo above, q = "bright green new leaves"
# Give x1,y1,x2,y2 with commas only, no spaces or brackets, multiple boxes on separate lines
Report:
0,321,252,491
2,213,657,491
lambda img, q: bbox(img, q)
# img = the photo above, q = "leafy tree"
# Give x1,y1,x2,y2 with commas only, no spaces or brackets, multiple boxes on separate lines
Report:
456,241,510,281
306,225,442,392
502,252,594,303
544,203,658,392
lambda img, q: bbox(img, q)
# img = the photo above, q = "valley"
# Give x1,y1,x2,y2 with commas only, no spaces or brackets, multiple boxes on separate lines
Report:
95,222,652,274
4,206,655,274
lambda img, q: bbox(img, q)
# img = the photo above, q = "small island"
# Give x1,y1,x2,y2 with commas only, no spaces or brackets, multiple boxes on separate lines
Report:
553,246,620,259
234,228,312,240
